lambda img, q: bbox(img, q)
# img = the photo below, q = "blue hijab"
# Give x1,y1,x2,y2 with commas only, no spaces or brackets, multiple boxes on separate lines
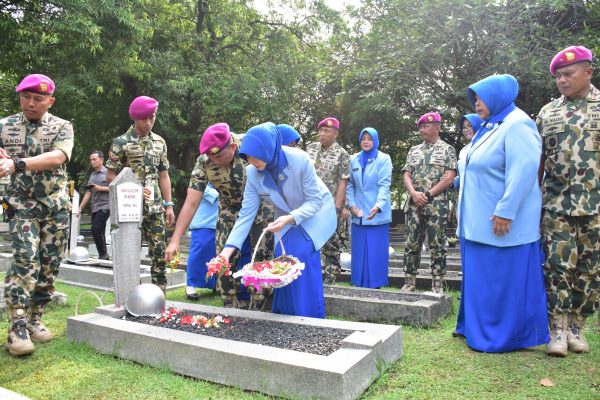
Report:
358,127,379,171
240,122,288,190
467,74,518,144
278,124,301,146
460,114,484,141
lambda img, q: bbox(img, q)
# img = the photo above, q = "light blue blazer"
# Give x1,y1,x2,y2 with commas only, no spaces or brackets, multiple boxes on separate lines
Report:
457,108,542,247
346,152,393,226
226,146,336,251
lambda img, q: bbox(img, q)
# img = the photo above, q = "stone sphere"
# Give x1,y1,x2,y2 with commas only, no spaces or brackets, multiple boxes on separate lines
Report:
340,252,351,270
68,246,90,263
125,284,165,317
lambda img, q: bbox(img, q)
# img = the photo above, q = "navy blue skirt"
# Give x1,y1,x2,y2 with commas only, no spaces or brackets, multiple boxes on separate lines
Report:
271,226,325,318
186,228,217,289
351,223,389,288
455,239,549,352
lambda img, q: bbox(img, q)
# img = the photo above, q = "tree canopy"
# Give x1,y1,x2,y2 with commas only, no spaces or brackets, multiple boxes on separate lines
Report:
1,0,599,204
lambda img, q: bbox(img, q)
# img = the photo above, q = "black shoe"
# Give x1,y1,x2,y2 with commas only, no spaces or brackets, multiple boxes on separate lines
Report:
452,331,465,339
98,254,110,260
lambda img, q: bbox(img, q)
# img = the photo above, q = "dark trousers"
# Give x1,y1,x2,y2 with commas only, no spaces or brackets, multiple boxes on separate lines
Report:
91,209,110,257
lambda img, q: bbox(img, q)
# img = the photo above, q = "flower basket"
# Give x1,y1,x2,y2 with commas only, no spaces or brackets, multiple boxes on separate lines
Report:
233,230,304,290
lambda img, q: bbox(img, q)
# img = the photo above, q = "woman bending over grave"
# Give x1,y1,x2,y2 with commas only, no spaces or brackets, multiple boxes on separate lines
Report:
219,122,336,318
346,127,393,288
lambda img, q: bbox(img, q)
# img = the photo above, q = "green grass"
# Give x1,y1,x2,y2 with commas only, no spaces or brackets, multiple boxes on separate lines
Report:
1,280,598,400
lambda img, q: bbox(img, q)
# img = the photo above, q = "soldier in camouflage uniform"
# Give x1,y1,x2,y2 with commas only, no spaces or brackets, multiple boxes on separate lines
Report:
165,123,273,309
538,46,599,356
106,96,175,293
306,117,350,284
0,74,73,356
401,112,456,294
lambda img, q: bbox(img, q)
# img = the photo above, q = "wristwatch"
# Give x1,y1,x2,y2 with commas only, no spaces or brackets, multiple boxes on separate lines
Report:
12,157,26,173
163,201,174,207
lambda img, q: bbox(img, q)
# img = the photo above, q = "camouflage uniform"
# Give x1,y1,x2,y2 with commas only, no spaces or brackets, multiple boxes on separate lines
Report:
306,141,350,281
0,112,73,314
189,134,273,306
402,140,457,278
537,84,600,320
106,126,169,288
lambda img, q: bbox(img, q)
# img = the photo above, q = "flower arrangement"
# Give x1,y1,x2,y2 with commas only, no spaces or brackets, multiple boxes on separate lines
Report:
167,251,180,273
233,255,304,290
157,307,231,328
206,255,232,279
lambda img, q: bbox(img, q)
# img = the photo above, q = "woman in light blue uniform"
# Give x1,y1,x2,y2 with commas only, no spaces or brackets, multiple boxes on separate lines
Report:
278,123,301,147
185,183,219,300
347,128,392,288
455,74,549,352
453,114,483,189
453,113,483,335
220,122,336,318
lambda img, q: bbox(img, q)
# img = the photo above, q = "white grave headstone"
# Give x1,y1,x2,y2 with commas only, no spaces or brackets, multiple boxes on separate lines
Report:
109,168,143,307
69,191,80,253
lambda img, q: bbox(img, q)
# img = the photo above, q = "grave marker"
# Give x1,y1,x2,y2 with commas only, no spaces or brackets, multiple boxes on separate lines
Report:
109,168,143,307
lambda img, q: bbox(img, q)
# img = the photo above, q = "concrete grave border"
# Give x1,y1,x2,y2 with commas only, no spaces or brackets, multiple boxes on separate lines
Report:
68,301,403,400
57,262,185,292
324,285,452,327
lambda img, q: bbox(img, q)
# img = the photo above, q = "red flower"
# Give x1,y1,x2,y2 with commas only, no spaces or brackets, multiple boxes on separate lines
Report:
206,256,232,278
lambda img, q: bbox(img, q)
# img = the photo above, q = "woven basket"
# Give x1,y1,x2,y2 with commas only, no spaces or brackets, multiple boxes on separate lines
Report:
232,230,304,289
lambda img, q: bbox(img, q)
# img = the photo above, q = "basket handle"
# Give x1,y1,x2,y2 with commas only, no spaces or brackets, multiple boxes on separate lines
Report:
250,229,285,265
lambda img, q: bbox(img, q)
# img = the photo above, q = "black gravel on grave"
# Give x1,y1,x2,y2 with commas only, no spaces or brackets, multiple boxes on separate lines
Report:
126,311,353,356
325,286,420,302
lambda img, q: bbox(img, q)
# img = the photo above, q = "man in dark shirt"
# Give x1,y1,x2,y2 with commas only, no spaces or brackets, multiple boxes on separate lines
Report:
78,151,110,259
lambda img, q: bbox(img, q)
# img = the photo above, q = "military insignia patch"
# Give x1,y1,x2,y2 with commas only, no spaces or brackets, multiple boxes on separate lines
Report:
428,115,433,121
565,51,575,62
327,120,333,126
209,146,221,155
545,134,559,155
40,83,48,92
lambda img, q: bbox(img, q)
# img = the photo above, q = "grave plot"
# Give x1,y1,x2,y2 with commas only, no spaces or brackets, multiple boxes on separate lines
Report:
68,301,403,400
336,268,462,291
57,261,186,292
67,168,403,400
324,285,452,327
